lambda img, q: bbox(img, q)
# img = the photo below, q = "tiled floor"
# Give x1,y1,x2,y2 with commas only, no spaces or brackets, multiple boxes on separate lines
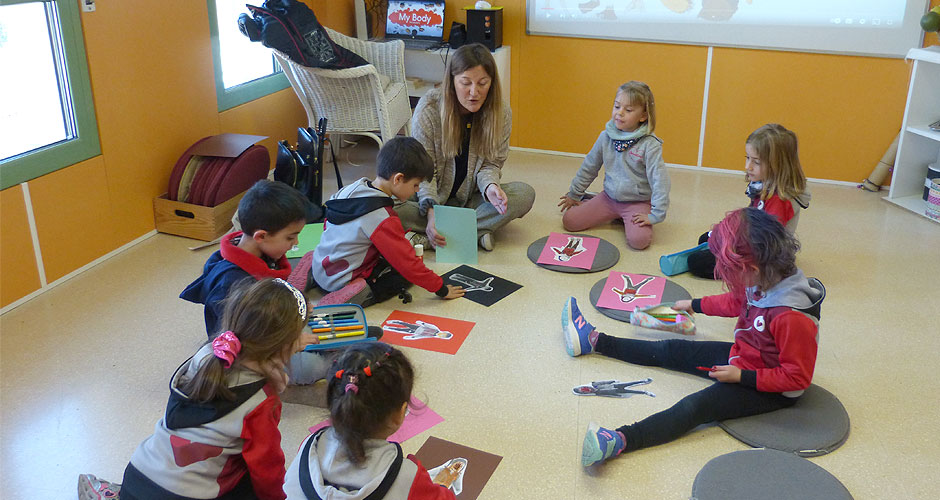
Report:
2,144,939,499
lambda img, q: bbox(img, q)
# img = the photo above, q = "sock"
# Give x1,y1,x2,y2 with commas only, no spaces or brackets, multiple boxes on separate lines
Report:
588,330,600,349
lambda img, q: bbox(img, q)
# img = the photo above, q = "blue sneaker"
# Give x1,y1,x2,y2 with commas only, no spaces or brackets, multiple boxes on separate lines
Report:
562,297,595,356
581,422,625,466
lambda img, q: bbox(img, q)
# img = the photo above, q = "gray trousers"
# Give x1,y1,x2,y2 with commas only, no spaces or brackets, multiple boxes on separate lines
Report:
394,181,536,238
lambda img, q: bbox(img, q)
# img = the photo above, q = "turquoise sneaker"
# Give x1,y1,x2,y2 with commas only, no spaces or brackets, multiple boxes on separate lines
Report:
581,422,625,466
562,297,596,357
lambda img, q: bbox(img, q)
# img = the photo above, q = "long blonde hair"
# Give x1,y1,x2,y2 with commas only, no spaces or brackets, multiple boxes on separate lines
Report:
617,81,656,134
747,124,806,201
440,43,504,159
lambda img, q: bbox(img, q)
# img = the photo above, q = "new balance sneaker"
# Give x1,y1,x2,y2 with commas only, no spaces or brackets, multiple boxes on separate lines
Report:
581,422,625,467
562,296,596,356
479,233,494,251
317,278,371,306
77,474,120,500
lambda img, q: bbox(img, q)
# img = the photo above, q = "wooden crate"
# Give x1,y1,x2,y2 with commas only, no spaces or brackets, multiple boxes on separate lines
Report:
153,191,245,241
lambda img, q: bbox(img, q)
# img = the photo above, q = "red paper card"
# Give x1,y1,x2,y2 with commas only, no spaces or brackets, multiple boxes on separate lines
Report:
595,272,666,311
308,396,442,444
536,232,600,269
380,310,475,355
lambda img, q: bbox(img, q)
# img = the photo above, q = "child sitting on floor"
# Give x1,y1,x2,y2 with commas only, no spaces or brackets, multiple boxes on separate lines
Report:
79,278,316,499
180,179,330,386
562,208,825,466
558,80,670,250
284,342,456,499
687,123,811,278
296,136,464,306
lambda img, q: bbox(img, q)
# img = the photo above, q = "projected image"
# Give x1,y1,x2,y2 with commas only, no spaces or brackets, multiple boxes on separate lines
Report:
386,1,445,38
528,0,923,57
533,0,906,26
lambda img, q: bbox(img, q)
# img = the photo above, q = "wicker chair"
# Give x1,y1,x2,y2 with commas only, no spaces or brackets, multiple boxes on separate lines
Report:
273,28,412,149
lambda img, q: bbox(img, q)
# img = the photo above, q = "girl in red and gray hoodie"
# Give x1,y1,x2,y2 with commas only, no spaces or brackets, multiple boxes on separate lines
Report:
563,207,825,466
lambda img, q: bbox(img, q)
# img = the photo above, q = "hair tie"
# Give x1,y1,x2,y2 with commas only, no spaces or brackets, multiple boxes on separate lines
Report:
273,278,307,319
363,365,372,377
334,369,344,379
345,383,358,394
212,331,241,368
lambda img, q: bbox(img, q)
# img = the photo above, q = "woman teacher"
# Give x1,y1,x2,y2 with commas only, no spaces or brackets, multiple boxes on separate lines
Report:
396,43,535,251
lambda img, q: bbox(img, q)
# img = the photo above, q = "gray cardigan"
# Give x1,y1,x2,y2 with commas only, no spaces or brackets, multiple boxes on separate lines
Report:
567,131,671,224
411,87,512,216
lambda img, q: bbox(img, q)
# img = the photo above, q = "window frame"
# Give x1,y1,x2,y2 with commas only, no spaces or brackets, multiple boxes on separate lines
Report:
0,0,101,191
207,0,290,112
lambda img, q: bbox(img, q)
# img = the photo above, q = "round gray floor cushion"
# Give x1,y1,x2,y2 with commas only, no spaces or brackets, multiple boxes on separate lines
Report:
718,384,850,457
691,448,853,500
588,276,692,322
526,233,620,273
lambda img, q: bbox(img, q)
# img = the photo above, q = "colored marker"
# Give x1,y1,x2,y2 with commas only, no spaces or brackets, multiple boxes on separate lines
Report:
318,330,365,341
311,312,357,321
308,318,361,325
308,318,360,325
311,324,363,333
696,366,716,372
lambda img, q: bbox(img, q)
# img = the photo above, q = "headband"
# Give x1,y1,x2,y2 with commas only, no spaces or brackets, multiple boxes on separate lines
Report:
212,331,241,368
273,278,306,319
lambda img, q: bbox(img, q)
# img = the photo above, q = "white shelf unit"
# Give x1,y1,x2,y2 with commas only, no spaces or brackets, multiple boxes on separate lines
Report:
884,46,940,223
403,46,510,102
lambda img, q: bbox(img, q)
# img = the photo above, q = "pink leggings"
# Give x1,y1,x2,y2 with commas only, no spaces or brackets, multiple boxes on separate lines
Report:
562,192,653,250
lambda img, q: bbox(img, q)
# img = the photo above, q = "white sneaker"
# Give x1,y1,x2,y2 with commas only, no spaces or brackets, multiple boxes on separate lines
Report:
479,233,494,251
78,474,120,500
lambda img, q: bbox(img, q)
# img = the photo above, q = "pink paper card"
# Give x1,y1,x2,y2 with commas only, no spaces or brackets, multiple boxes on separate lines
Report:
381,310,475,355
536,232,600,270
595,272,666,311
308,396,443,444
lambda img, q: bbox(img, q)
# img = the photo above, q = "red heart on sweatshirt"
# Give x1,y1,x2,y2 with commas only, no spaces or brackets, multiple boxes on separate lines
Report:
322,256,349,276
170,435,224,467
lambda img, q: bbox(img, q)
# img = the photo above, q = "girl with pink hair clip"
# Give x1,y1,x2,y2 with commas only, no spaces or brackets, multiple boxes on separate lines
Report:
79,278,316,500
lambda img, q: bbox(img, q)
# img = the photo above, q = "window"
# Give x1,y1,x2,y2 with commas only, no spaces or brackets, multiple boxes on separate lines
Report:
0,0,100,190
208,0,290,111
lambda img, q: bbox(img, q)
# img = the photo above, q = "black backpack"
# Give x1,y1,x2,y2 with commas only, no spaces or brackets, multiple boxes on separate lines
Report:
239,0,368,69
273,118,344,223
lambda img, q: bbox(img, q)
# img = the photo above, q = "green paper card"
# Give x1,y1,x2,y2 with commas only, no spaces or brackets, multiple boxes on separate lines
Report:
434,206,478,265
286,223,324,258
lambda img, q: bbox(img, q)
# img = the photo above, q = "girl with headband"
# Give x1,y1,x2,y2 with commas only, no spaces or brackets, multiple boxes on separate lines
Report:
284,343,455,499
80,278,315,500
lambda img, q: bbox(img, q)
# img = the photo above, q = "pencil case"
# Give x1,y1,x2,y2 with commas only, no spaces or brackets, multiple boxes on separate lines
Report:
659,242,708,276
304,303,377,351
629,303,695,335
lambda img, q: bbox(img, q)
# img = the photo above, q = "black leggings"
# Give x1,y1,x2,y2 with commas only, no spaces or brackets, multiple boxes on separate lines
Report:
594,334,798,453
687,231,716,279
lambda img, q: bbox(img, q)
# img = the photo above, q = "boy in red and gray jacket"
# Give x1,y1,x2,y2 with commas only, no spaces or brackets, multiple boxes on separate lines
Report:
303,137,463,306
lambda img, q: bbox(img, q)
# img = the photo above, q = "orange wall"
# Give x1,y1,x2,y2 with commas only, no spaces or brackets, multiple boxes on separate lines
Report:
0,0,350,308
0,0,933,308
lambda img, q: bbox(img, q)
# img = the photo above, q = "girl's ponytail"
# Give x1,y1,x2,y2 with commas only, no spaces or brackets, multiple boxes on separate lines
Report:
328,343,415,465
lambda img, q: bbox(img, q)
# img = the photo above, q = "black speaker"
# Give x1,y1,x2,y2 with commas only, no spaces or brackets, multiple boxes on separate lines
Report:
466,8,502,51
448,22,467,49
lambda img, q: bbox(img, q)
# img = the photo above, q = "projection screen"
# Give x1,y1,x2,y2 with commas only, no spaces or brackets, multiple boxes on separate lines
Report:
526,0,930,58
